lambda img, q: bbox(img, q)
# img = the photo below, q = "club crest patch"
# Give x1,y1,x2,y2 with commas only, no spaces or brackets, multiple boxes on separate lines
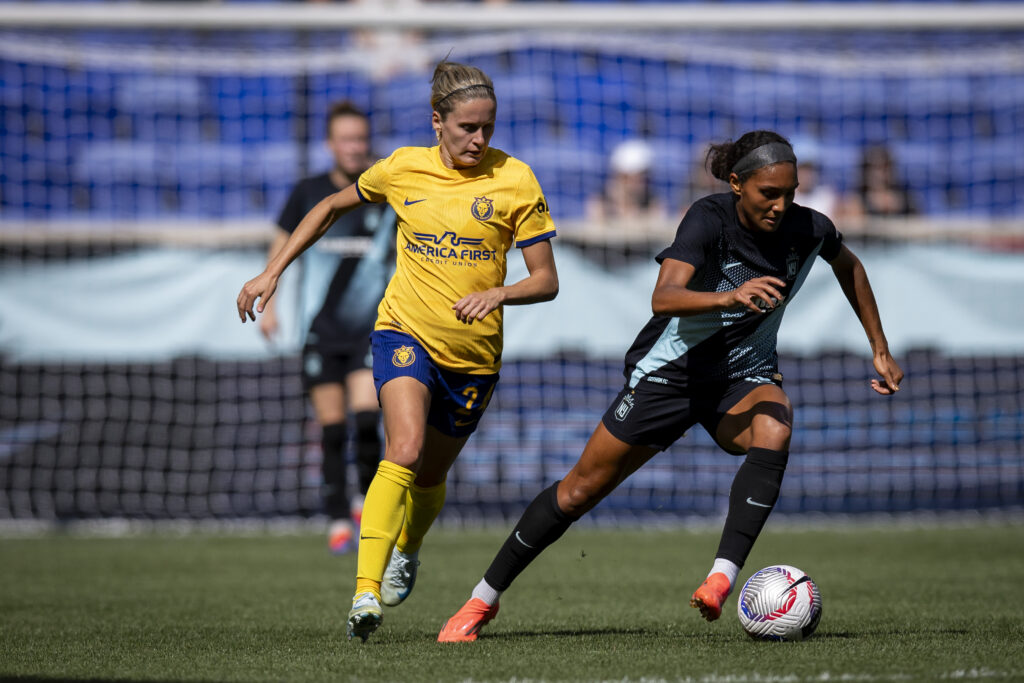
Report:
614,393,635,421
786,248,800,280
471,196,494,221
392,345,415,368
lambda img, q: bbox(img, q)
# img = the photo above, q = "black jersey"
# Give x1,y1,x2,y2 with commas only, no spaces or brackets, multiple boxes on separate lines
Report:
277,173,397,352
623,192,843,388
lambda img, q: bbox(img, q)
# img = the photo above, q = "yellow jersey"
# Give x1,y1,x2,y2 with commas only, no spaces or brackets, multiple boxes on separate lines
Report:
357,145,556,374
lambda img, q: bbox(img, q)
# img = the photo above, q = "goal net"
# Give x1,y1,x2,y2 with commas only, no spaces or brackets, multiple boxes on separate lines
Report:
2,14,1022,523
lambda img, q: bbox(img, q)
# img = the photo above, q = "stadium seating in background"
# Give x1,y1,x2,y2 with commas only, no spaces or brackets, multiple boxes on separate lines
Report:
3,30,1023,222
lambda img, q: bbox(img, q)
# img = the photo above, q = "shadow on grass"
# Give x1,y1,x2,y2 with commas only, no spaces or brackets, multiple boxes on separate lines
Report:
0,678,221,683
810,631,858,639
485,626,651,638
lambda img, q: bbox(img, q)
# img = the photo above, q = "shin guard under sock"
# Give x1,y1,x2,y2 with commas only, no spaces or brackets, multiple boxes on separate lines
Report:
483,482,577,592
715,447,789,566
356,461,416,595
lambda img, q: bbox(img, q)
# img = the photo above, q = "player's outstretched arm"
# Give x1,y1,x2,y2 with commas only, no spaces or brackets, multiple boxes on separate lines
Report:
237,184,362,323
452,239,558,323
652,258,786,316
828,244,903,395
257,228,290,340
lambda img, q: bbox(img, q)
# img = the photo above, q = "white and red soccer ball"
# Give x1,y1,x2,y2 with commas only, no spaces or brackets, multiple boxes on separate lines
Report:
737,565,823,641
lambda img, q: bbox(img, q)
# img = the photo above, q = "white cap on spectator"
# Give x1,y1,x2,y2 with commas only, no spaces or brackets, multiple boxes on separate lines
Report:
610,139,654,174
790,136,822,166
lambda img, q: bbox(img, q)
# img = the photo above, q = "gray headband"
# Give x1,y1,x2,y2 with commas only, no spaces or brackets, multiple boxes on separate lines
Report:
731,142,797,176
436,83,495,108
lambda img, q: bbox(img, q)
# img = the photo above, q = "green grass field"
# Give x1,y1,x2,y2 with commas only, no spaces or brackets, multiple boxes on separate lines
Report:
2,523,1023,682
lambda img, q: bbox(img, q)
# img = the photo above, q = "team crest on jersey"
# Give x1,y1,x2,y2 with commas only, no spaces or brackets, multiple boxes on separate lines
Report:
392,345,415,368
786,248,800,280
614,393,636,421
471,196,494,221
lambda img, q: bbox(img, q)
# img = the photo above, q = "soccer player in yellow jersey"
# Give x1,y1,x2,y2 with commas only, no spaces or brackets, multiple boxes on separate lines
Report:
236,60,559,643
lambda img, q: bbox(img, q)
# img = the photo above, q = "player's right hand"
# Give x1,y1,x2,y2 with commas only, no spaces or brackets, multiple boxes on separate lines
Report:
237,271,278,323
730,276,786,313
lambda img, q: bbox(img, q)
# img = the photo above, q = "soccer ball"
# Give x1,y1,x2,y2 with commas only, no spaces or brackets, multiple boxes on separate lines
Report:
737,565,822,641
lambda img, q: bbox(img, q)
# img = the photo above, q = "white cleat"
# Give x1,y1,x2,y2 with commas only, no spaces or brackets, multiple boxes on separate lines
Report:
347,592,382,643
380,547,419,607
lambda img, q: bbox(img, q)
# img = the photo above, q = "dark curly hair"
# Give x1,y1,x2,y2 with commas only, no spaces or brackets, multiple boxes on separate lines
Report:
706,130,793,182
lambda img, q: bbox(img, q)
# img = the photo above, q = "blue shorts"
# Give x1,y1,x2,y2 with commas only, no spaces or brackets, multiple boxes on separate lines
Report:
371,330,499,438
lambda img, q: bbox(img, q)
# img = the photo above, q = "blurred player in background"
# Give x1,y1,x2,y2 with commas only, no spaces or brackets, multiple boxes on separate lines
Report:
438,130,903,642
237,60,559,643
260,102,395,555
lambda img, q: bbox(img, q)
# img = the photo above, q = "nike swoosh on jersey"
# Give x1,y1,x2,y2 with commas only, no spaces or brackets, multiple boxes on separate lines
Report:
723,262,743,269
404,198,427,206
746,497,773,508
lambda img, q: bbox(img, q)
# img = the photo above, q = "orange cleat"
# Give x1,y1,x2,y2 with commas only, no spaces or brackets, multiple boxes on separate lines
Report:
350,495,365,526
690,572,732,622
328,520,356,556
437,598,500,643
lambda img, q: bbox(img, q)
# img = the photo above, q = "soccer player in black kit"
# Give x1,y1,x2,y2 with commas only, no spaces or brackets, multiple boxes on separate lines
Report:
260,102,396,554
438,130,904,641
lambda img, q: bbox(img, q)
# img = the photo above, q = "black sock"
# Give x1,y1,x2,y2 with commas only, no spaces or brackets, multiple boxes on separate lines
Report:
715,447,789,566
483,482,577,592
320,422,349,519
352,411,381,495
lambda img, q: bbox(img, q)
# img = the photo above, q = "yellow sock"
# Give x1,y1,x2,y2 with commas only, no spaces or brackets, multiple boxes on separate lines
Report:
355,577,381,601
396,480,447,555
355,460,416,600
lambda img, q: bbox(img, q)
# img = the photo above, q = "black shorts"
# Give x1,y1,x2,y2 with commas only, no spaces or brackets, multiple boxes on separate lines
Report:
301,344,374,390
601,375,783,451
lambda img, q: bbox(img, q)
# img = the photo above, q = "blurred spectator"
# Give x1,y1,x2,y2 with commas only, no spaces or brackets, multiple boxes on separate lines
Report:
346,0,429,77
682,142,728,209
586,139,667,228
791,136,842,218
849,144,917,217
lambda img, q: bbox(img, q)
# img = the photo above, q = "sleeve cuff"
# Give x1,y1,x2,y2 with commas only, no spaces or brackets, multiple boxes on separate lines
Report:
355,182,372,204
515,230,557,248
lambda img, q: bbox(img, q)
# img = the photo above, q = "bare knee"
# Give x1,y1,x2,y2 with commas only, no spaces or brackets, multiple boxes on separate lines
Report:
558,472,614,517
749,412,793,451
384,436,424,473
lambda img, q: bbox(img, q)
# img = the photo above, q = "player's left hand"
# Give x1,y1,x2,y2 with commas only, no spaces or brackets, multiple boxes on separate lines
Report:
870,349,903,396
237,271,279,323
453,289,504,324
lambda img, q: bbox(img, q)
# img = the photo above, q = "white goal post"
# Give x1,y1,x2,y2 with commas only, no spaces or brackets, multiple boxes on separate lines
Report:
2,1,1024,31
